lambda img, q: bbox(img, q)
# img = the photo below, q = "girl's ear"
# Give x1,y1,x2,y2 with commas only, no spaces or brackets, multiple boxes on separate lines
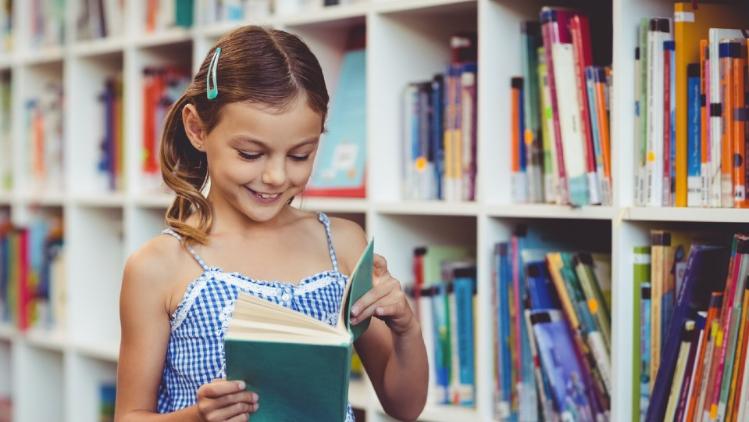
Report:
182,103,207,152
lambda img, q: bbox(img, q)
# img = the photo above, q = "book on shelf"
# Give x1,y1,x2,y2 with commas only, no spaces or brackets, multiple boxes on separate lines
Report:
490,224,612,421
99,382,116,422
142,66,190,193
305,25,366,198
512,8,612,207
0,75,10,192
636,2,749,209
201,0,272,25
75,0,125,41
0,211,65,333
145,0,194,32
402,32,477,202
30,0,65,48
0,0,10,54
24,82,64,193
97,76,124,192
225,239,373,422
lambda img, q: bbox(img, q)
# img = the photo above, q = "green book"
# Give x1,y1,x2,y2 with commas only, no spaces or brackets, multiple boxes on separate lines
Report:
225,239,374,422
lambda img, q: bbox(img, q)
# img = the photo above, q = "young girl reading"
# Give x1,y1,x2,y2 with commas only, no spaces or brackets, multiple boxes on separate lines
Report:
115,25,428,422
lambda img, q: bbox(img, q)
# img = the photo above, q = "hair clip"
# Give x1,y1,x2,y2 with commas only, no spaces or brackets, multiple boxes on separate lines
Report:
207,47,221,100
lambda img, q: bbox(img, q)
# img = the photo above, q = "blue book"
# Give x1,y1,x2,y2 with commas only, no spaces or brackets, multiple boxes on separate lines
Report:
431,75,445,199
306,49,366,197
431,282,451,404
454,269,476,406
495,242,514,419
686,63,701,206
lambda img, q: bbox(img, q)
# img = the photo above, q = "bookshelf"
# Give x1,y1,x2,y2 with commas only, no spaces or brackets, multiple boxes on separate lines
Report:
0,0,747,421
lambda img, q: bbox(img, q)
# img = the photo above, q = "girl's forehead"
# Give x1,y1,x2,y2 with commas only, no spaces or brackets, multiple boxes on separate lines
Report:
216,100,322,146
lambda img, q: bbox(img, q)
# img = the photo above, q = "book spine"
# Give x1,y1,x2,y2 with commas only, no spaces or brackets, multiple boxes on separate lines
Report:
538,47,559,204
720,41,735,208
701,39,711,207
731,41,747,208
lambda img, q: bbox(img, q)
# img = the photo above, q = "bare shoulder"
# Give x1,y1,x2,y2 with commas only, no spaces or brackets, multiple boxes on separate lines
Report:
122,233,188,297
328,216,367,274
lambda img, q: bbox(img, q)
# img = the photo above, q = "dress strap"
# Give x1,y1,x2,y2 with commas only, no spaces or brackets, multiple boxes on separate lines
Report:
317,213,339,273
161,228,210,272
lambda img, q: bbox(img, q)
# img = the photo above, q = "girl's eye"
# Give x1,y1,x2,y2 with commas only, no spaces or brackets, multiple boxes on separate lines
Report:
238,151,262,160
289,155,310,162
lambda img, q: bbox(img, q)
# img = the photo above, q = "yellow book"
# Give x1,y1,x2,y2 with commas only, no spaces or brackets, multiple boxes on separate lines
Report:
673,2,749,206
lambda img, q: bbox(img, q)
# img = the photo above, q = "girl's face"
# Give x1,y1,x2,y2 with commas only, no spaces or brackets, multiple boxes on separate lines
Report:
198,96,322,223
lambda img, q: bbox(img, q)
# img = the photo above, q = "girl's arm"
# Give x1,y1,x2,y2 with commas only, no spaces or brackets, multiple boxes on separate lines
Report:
115,242,257,422
331,219,428,421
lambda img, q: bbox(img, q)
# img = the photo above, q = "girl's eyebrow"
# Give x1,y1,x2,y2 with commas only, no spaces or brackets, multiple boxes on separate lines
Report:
231,136,319,149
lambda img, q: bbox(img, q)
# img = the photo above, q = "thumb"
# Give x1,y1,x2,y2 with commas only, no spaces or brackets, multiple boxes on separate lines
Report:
373,254,389,277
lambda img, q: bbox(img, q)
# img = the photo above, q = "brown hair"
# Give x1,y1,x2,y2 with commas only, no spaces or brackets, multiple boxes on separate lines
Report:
160,26,329,244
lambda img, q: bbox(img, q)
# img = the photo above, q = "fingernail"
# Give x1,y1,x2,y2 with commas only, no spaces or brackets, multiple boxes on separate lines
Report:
253,393,259,401
236,380,246,390
376,307,383,315
351,305,359,316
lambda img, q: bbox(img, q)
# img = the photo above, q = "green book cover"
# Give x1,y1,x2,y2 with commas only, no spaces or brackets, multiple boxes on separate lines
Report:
633,245,651,421
225,239,374,422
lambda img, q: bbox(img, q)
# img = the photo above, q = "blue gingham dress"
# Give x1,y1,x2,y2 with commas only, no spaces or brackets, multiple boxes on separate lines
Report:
157,212,356,421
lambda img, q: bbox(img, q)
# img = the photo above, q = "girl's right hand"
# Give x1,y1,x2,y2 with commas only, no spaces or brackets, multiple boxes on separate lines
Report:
196,379,259,422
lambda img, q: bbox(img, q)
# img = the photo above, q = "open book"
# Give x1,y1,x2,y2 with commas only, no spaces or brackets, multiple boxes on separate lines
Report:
225,239,374,422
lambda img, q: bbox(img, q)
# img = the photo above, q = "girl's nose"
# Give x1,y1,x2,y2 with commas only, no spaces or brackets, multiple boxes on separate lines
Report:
261,158,287,186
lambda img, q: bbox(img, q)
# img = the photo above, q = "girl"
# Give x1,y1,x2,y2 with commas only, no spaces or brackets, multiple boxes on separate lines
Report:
115,25,428,422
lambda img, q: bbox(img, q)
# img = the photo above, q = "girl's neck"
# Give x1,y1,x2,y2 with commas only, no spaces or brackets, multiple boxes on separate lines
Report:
206,190,296,238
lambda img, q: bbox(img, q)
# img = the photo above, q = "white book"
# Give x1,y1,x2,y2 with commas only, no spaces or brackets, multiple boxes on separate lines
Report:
552,43,589,206
645,19,671,207
460,70,476,201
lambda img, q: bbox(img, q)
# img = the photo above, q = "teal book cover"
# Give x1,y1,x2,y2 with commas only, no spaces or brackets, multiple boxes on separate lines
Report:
225,239,374,422
305,49,366,197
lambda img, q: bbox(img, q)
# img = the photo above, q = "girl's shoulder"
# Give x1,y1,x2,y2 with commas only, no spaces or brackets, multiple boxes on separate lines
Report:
122,232,195,294
325,215,367,275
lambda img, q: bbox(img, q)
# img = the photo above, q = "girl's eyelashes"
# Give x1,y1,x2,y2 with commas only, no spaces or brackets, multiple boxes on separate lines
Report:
237,150,311,162
238,151,262,160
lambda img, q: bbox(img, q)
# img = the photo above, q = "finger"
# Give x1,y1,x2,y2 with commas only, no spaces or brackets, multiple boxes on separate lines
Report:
373,254,389,277
227,414,250,422
200,380,246,399
350,281,393,318
207,402,253,421
214,391,258,408
352,288,404,324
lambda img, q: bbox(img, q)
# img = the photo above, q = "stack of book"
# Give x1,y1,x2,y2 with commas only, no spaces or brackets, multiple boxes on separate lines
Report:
409,245,477,407
25,83,64,193
75,0,126,41
30,0,65,48
200,0,272,24
635,2,749,208
141,66,189,192
145,0,194,32
491,225,612,421
634,231,749,422
402,32,477,202
511,8,612,207
0,210,65,333
96,77,124,192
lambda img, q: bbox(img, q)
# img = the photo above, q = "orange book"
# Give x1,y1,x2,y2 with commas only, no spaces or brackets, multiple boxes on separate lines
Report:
720,40,735,208
511,77,522,176
673,2,749,207
594,69,612,191
731,42,747,208
686,292,723,422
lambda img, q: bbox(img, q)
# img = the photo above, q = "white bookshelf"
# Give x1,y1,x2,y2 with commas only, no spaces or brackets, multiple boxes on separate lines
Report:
1,0,747,421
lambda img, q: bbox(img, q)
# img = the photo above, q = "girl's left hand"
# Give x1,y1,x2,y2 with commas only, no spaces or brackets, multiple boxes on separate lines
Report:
350,254,417,336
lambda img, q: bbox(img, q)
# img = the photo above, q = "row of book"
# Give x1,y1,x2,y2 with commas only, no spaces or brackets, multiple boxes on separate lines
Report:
409,245,476,407
142,66,190,192
201,0,273,24
96,77,123,192
0,76,9,192
25,83,64,193
31,0,65,48
635,2,749,208
0,211,65,333
512,8,613,207
402,33,477,202
634,231,749,422
0,0,10,53
491,226,612,421
76,0,125,41
145,0,195,32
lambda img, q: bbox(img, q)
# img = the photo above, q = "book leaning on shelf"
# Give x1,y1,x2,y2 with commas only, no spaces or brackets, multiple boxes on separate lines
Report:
511,8,613,207
225,239,373,422
402,32,477,202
